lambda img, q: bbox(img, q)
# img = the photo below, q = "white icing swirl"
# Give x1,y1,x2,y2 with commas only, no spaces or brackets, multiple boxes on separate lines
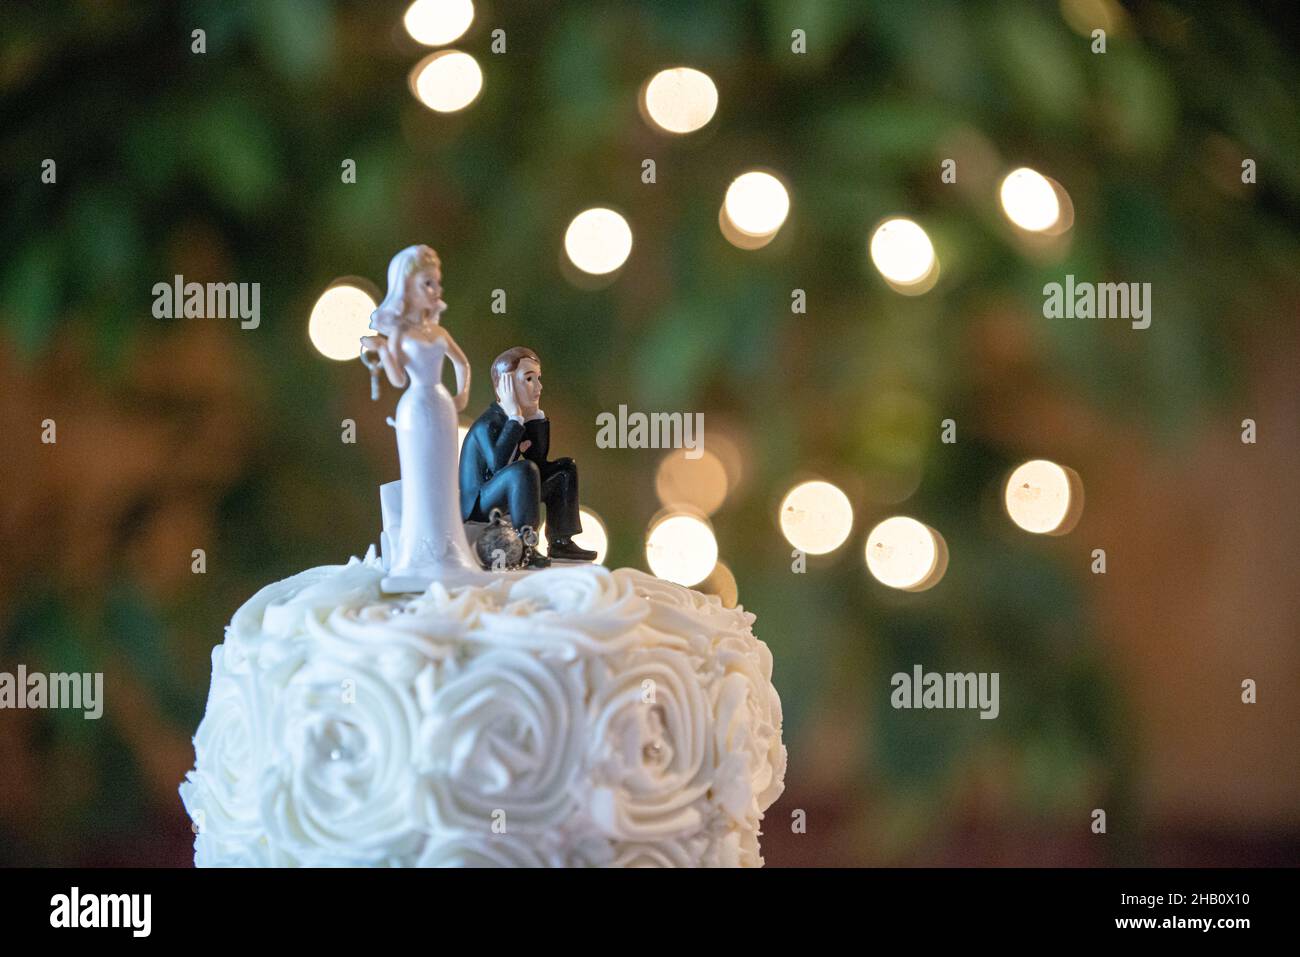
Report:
179,646,269,866
585,645,713,840
417,834,549,868
711,640,787,824
419,649,585,834
470,566,651,658
182,558,785,867
259,655,426,865
611,837,703,867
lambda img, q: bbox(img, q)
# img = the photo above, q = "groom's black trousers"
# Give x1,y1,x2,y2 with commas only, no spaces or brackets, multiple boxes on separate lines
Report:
469,457,581,539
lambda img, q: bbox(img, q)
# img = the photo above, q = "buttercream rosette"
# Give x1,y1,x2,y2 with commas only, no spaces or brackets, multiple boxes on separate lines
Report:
180,555,786,867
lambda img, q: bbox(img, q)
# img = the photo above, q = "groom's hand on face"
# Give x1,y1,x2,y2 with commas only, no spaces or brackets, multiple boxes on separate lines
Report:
498,376,522,420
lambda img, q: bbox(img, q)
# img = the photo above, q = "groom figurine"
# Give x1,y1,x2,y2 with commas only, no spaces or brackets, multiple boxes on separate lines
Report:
459,346,597,568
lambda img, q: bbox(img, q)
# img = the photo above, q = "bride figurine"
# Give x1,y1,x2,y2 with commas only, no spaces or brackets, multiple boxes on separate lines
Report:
361,245,486,591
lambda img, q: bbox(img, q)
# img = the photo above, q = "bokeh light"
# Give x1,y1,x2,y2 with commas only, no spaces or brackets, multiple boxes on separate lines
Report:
779,480,853,555
1004,459,1084,535
654,448,729,515
864,516,948,591
564,207,633,274
403,0,475,46
698,560,739,608
308,282,378,361
645,512,718,586
1041,177,1076,236
703,429,748,498
722,171,790,237
410,50,483,113
1000,167,1062,232
869,217,937,289
541,507,609,564
641,67,718,134
1060,0,1128,36
719,206,778,251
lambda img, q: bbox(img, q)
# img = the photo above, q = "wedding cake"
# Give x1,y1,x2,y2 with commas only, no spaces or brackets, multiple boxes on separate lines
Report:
179,554,787,867
179,245,786,866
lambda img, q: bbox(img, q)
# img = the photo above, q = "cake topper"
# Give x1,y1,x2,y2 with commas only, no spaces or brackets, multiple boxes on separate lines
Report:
458,347,597,568
361,245,487,591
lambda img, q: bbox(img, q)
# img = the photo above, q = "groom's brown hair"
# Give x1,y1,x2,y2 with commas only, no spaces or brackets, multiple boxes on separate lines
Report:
490,346,540,391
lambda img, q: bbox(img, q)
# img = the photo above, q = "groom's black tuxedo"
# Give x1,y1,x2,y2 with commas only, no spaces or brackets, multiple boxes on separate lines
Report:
459,401,581,538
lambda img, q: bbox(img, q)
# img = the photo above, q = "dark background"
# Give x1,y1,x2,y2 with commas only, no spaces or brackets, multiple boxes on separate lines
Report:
1,0,1297,866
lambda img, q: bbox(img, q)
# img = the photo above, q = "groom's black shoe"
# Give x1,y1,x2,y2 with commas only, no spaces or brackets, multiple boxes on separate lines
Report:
526,550,552,569
548,538,597,562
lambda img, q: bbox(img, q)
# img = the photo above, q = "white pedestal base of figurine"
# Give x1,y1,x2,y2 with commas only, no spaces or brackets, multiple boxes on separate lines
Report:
377,480,497,592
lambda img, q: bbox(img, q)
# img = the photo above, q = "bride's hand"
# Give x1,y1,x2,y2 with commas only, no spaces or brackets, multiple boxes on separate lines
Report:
454,389,469,413
363,331,408,389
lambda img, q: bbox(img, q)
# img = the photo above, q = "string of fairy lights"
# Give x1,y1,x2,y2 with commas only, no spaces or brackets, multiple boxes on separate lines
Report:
307,0,1085,599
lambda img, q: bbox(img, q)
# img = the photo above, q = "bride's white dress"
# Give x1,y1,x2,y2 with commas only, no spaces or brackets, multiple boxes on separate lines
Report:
384,329,483,587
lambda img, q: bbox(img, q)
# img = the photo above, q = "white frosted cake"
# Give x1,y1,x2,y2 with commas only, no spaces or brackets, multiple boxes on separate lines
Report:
180,554,786,867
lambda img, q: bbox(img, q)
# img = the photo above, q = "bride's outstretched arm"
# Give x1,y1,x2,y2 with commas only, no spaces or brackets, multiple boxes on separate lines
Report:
445,331,471,412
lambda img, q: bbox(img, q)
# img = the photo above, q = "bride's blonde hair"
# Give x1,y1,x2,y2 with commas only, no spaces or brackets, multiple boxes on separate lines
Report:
370,244,440,335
